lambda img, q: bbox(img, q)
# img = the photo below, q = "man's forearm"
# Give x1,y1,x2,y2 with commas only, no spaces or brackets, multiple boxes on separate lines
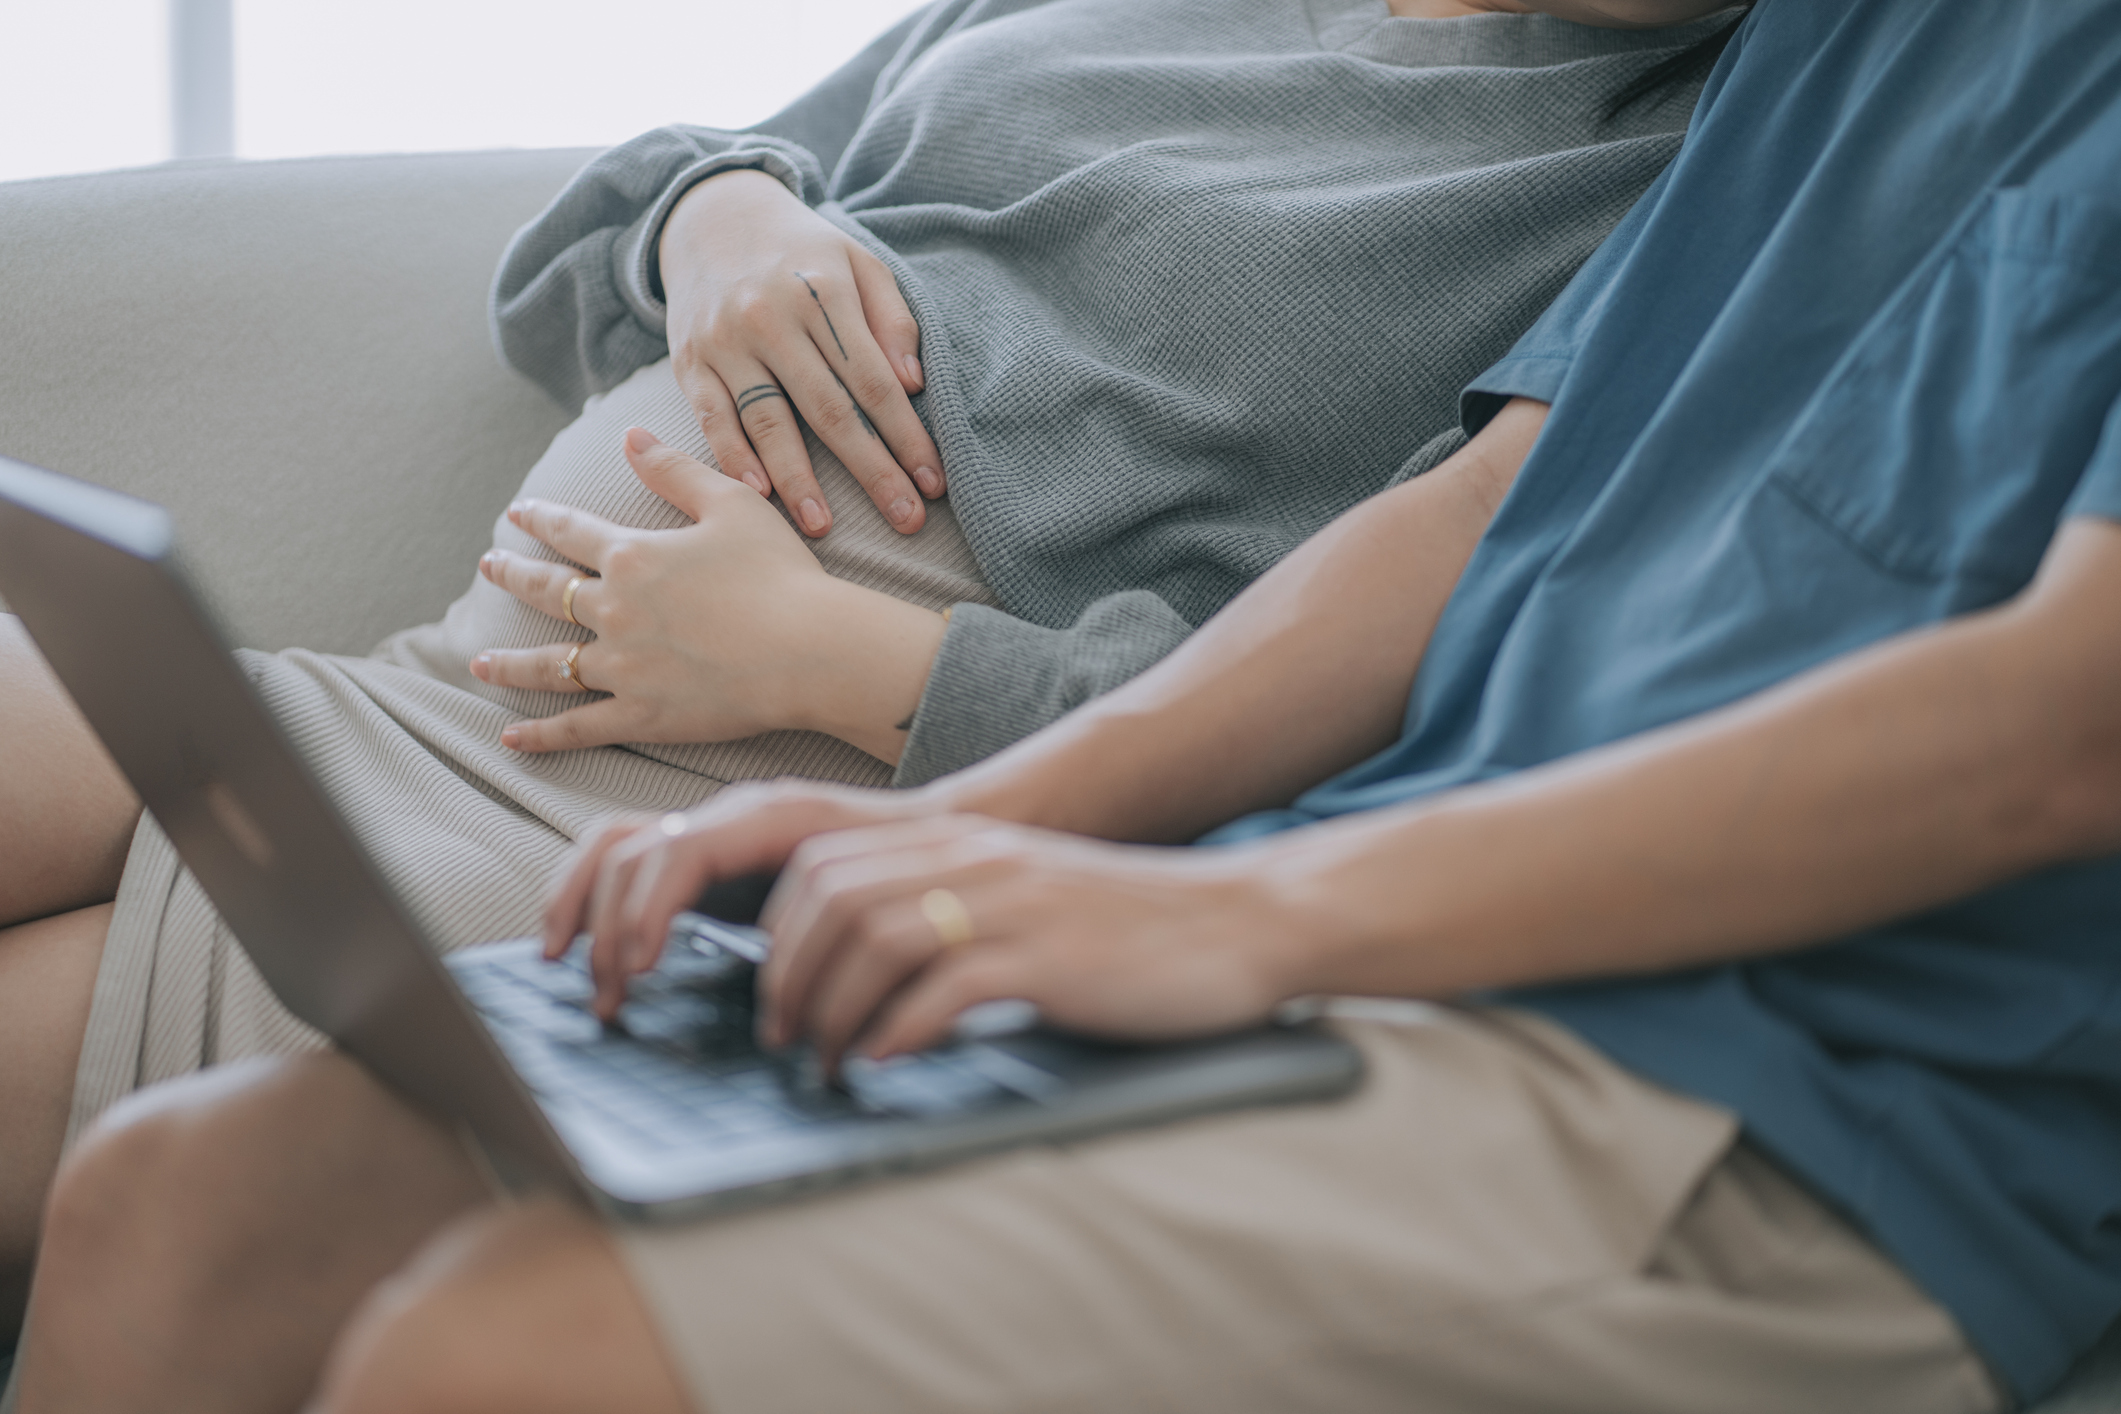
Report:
931,400,1550,842
1250,517,2121,1000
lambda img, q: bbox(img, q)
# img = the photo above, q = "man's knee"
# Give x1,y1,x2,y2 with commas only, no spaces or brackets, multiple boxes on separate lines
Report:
315,1200,690,1414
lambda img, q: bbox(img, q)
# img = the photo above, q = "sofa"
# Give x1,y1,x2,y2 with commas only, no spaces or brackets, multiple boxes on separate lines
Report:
0,152,2116,1410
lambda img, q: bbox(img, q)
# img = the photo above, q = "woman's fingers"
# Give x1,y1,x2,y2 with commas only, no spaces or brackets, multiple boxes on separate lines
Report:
479,549,603,628
470,642,595,695
657,172,945,532
622,428,747,524
500,697,638,755
668,361,772,498
787,266,944,515
849,248,929,400
721,356,837,537
506,498,621,569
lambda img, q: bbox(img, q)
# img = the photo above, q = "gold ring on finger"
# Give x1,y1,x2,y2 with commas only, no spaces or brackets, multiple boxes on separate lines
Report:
920,888,975,949
561,573,592,627
559,641,587,687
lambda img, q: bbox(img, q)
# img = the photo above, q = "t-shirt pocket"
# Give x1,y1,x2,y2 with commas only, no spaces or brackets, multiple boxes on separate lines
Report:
1764,186,2121,600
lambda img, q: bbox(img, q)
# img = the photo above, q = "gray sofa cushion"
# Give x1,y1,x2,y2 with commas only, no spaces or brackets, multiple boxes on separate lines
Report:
0,148,594,653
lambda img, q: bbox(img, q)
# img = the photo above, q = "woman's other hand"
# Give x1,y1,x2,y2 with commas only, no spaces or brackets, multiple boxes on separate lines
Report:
760,816,1297,1072
470,428,948,760
659,170,942,539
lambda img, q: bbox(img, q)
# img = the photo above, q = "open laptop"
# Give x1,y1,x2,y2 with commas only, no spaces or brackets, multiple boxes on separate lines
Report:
0,455,1361,1222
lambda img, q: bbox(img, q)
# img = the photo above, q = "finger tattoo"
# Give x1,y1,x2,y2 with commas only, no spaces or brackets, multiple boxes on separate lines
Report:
735,382,788,414
792,271,851,361
828,369,883,441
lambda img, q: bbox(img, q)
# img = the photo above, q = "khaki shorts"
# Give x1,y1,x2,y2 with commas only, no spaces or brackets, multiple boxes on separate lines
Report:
617,1004,2004,1414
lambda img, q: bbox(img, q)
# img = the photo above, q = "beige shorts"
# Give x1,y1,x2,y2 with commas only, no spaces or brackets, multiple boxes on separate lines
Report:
616,1004,2004,1414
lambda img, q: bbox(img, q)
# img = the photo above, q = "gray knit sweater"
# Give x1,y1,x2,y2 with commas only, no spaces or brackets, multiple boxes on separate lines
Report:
492,0,1719,784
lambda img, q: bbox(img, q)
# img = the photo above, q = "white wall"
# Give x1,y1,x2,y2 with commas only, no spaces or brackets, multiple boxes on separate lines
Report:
0,0,927,184
0,2,170,183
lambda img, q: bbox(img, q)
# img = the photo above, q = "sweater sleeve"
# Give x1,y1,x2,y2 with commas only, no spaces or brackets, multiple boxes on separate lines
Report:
892,421,1471,787
488,7,932,411
891,592,1194,787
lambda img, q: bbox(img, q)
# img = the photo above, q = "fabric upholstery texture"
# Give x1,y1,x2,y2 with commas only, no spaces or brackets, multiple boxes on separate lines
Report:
0,148,595,653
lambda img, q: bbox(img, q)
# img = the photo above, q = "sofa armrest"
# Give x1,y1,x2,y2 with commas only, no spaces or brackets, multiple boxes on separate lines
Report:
0,148,597,653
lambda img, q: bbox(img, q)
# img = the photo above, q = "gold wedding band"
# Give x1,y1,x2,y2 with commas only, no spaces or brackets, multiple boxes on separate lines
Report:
920,888,975,948
559,641,586,686
561,574,590,627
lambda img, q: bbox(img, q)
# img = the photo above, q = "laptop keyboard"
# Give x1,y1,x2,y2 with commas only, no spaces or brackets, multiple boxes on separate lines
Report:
447,920,1030,1155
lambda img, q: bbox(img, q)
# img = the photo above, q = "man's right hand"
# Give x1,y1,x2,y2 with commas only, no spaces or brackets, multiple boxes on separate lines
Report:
657,169,944,538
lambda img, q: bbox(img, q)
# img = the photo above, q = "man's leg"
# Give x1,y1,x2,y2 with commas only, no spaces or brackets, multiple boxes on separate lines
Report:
22,1009,1995,1414
0,904,108,1338
0,615,140,928
309,1200,689,1414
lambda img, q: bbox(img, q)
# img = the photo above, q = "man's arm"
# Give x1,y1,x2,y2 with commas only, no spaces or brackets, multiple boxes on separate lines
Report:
759,514,2121,1061
1247,513,2121,999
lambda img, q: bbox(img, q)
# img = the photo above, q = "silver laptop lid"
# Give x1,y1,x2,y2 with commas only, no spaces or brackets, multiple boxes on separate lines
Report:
0,455,584,1193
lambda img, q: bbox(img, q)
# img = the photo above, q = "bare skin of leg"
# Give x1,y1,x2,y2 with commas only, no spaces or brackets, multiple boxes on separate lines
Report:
0,903,108,1338
0,613,138,1337
0,613,140,928
18,1053,691,1414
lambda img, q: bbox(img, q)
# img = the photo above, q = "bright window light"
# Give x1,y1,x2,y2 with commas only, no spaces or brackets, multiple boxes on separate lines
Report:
0,2,170,183
0,1,926,185
235,0,929,158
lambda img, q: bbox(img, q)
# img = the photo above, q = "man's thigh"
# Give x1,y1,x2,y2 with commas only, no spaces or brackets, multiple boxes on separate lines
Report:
315,1199,688,1414
598,1005,1990,1414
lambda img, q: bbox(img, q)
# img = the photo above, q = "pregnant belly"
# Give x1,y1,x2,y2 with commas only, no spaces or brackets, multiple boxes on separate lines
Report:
371,356,998,733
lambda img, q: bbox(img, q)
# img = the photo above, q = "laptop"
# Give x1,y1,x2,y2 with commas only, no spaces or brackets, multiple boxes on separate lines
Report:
0,455,1362,1222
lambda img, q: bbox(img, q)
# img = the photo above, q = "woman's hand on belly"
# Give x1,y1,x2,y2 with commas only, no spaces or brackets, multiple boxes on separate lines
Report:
659,169,943,539
468,428,948,762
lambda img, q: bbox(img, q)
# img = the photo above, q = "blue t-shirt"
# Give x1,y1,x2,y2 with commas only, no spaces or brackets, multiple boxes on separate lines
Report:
1209,0,2121,1400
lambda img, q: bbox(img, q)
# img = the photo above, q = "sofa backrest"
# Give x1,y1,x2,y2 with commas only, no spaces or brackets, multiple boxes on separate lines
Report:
0,148,595,653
